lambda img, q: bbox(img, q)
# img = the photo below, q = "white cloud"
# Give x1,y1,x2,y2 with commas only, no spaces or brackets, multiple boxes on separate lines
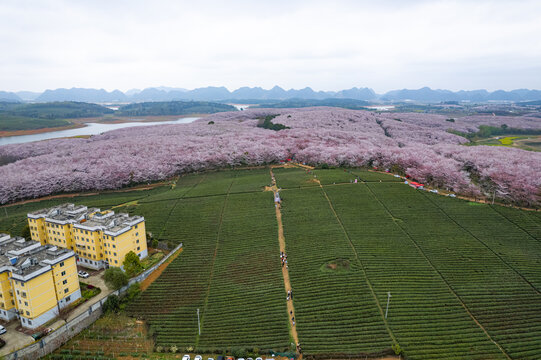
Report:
1,0,540,92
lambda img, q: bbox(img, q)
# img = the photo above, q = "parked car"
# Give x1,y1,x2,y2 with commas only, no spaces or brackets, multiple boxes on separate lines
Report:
226,357,235,360
247,357,253,360
208,357,215,360
217,356,224,360
78,270,89,278
238,358,245,360
195,355,202,360
182,355,191,360
0,325,6,335
255,357,263,360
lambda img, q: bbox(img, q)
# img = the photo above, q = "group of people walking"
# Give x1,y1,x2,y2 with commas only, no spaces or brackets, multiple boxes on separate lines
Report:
280,251,288,268
286,289,294,301
280,250,301,355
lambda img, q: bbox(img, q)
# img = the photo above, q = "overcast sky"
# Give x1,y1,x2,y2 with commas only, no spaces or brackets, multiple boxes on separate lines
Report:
1,0,540,93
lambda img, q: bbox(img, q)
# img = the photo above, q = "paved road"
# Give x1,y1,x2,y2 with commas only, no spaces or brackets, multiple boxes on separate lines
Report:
0,321,35,356
67,272,112,322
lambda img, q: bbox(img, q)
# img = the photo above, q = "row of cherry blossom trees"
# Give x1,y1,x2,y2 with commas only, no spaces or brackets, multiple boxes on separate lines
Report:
0,107,540,206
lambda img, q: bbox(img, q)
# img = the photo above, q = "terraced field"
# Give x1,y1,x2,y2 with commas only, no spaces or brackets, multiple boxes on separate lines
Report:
3,166,541,359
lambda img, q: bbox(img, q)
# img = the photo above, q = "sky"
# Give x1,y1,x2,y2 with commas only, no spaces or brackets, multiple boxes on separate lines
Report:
1,0,540,93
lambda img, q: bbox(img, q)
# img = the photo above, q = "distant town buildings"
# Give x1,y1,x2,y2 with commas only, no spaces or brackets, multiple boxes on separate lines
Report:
27,204,148,270
0,234,80,329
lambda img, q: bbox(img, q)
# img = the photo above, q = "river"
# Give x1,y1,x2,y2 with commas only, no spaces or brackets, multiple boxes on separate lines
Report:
0,117,200,146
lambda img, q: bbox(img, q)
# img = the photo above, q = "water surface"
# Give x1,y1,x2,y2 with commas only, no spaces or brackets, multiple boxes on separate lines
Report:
0,117,200,146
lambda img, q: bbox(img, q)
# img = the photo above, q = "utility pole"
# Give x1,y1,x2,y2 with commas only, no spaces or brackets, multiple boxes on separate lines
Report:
385,292,392,319
197,308,201,335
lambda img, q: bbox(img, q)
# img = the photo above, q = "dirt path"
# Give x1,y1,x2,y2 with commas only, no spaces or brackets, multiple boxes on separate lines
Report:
269,168,301,357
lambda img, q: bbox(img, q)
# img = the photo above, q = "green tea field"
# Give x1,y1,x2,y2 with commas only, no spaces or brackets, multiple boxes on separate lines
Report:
2,167,540,359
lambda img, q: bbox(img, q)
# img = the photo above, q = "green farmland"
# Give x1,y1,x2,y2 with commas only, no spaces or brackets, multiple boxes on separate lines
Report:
3,167,541,359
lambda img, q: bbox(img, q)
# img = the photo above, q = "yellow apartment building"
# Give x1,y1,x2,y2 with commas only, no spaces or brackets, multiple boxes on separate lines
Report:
0,234,80,329
28,204,147,270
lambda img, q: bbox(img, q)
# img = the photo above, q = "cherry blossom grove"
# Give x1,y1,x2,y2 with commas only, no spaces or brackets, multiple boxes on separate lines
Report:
1,107,540,206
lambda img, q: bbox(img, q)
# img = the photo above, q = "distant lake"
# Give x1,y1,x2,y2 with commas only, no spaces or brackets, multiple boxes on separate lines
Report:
0,117,200,146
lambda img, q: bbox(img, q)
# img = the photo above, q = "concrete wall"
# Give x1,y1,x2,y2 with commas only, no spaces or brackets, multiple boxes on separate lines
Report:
4,243,183,360
0,308,17,322
20,305,59,330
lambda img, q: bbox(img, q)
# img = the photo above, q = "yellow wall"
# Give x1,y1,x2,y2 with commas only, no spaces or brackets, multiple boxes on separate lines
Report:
12,272,57,319
51,257,79,300
0,271,15,310
45,221,73,249
28,217,47,245
104,222,146,266
74,227,103,261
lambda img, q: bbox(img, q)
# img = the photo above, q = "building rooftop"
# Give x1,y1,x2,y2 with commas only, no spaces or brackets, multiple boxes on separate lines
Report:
29,203,144,236
77,211,144,236
0,235,75,279
28,203,99,223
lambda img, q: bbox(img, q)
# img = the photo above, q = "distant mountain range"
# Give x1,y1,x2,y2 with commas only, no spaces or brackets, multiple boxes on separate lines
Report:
1,86,541,104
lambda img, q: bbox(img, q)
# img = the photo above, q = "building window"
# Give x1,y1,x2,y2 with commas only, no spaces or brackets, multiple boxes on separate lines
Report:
60,261,64,267
61,271,66,276
28,320,32,325
64,288,69,294
62,279,67,285
24,301,28,306
137,246,140,251
66,296,71,302
135,232,139,236
22,292,26,298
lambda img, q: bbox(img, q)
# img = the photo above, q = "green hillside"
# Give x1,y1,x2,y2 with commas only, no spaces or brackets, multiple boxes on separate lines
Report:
0,101,113,131
4,167,541,359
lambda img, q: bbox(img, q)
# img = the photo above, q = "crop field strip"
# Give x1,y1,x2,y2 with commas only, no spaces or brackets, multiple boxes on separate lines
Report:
279,186,393,354
367,183,541,360
126,194,227,346
488,205,541,243
128,169,290,351
322,184,507,359
197,191,289,350
423,193,541,293
350,169,404,182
